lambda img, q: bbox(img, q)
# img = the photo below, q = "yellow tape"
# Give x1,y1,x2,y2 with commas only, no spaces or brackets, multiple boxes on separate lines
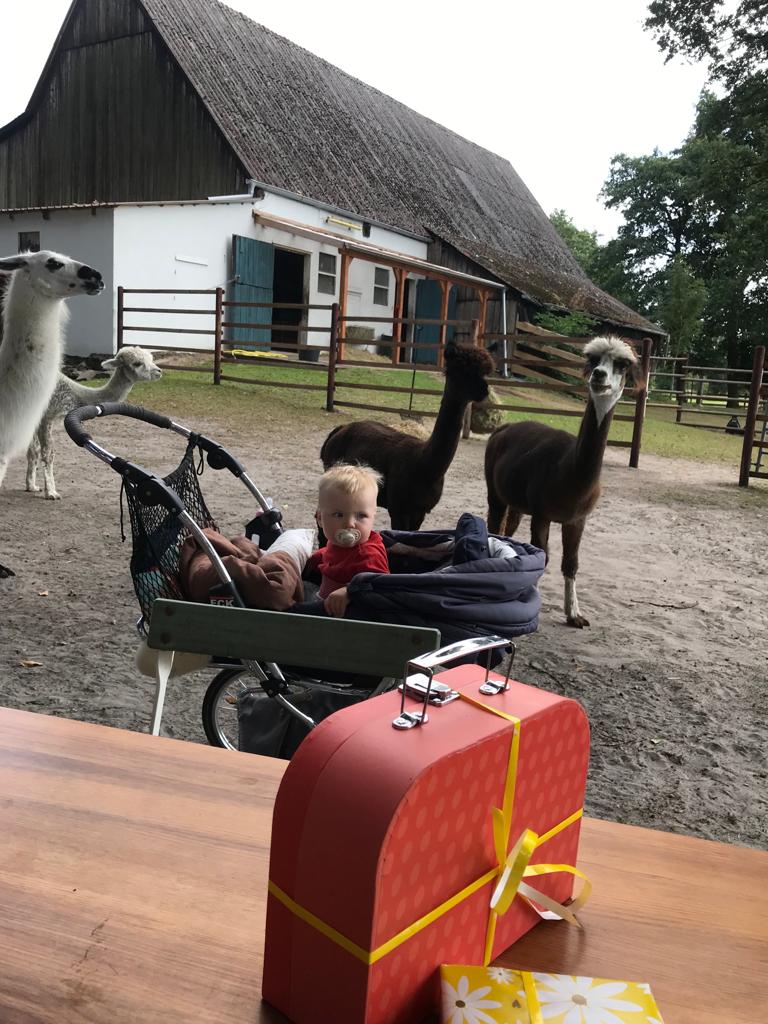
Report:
269,686,588,969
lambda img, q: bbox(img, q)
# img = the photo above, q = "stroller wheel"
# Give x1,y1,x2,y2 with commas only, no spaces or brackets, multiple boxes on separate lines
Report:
202,667,255,750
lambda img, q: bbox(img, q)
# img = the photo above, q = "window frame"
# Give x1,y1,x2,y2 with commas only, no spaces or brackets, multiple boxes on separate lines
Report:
373,266,390,306
317,251,337,296
18,231,40,253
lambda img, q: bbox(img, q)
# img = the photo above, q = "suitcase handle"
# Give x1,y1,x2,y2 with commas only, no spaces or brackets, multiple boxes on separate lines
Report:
392,635,516,730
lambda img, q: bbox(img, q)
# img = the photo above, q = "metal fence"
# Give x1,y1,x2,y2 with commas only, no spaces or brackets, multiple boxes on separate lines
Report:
647,353,759,431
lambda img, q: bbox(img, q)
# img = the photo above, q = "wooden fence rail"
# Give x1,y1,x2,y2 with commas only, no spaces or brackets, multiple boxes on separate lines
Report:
116,290,653,467
739,346,767,487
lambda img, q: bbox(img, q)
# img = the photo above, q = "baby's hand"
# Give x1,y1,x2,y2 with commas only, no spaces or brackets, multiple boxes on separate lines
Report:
324,587,349,618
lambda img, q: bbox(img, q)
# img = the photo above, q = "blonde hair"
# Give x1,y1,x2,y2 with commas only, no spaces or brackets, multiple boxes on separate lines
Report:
318,463,382,501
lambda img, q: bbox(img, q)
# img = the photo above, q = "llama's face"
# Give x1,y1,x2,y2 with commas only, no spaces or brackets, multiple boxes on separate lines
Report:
583,337,637,426
0,250,104,299
102,347,162,382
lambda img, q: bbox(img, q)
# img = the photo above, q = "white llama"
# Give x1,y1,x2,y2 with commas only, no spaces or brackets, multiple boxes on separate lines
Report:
27,346,162,499
0,250,104,577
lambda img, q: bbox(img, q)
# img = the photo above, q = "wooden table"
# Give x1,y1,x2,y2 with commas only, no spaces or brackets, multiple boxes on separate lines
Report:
0,708,765,1024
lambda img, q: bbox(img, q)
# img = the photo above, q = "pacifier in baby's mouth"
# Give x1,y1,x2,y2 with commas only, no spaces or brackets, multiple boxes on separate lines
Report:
334,528,361,547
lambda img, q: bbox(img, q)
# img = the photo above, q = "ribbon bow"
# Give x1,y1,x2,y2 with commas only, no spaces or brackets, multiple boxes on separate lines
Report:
482,809,592,965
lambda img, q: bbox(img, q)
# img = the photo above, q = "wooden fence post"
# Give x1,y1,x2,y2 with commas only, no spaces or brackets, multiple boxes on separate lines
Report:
675,354,688,424
326,302,339,413
116,286,124,351
213,286,223,385
471,318,480,345
739,345,766,487
629,336,653,469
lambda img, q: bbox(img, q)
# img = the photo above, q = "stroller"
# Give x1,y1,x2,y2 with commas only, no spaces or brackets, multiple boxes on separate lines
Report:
65,402,546,756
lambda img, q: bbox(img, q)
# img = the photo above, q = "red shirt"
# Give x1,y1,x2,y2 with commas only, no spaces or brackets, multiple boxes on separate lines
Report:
308,532,390,598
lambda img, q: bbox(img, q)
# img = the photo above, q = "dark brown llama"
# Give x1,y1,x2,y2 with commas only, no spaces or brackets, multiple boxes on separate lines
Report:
321,343,495,530
484,336,642,627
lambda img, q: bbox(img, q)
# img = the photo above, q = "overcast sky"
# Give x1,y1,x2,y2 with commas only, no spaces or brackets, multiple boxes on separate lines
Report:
0,0,708,240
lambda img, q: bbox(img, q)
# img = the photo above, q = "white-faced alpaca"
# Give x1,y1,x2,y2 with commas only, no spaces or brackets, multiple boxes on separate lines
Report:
484,336,642,627
0,250,104,488
0,251,103,577
26,346,162,500
321,344,495,530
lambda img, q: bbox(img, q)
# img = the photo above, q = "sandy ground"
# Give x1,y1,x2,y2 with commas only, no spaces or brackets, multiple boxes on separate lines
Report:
1,406,766,850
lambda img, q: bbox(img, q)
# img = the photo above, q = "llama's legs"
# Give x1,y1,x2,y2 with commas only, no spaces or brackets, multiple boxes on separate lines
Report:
500,509,522,538
39,420,60,500
389,509,424,531
530,516,550,558
26,431,41,492
0,458,8,489
562,518,588,628
486,489,508,534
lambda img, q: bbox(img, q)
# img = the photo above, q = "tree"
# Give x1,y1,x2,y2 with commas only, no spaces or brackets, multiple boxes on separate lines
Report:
599,87,768,374
535,309,599,337
549,210,600,273
656,256,708,356
645,1,768,85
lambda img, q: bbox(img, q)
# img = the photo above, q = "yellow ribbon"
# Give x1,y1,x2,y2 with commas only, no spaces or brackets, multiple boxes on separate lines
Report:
522,971,543,1024
268,687,590,968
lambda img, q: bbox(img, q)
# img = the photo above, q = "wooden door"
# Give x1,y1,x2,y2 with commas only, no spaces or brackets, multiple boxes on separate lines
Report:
229,235,274,348
412,280,456,364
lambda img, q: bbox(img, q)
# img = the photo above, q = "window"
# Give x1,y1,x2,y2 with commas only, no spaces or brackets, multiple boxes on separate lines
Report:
373,267,389,306
317,252,337,295
18,231,40,253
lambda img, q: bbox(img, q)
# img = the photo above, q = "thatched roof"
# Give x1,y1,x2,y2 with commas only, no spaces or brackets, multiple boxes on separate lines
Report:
436,231,657,332
12,0,659,332
139,0,658,331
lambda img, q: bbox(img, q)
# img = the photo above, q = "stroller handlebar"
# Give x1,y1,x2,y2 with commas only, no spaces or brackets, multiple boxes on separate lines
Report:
64,402,175,448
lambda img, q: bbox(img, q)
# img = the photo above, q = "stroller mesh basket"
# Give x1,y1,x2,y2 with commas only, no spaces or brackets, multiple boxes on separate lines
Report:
125,439,218,624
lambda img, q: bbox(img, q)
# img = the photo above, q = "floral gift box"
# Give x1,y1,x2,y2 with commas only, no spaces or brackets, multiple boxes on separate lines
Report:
440,965,664,1024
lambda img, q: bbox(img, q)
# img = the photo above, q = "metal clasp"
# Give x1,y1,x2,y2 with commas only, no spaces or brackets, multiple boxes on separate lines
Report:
392,634,516,728
479,641,516,695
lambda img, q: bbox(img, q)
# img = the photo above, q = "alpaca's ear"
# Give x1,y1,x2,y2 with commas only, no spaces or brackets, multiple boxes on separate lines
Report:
101,356,118,369
0,256,28,271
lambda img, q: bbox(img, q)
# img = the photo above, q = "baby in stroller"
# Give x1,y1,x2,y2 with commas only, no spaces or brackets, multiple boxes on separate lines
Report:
306,463,390,617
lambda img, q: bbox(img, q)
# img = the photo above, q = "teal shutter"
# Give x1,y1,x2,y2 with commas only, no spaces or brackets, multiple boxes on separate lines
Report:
229,235,275,348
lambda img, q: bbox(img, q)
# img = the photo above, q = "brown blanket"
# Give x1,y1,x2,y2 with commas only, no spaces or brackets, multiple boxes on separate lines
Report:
179,529,304,609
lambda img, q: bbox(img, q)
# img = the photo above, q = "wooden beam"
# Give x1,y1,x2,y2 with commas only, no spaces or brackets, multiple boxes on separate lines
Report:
476,288,490,345
391,268,406,365
438,280,450,369
337,250,351,360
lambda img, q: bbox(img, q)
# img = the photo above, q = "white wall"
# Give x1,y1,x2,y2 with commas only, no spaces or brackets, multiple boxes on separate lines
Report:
0,208,114,357
1,193,432,357
114,193,430,352
113,200,254,352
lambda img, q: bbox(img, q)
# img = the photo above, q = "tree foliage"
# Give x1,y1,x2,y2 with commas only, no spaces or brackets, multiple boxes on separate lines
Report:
645,1,768,85
555,2,768,372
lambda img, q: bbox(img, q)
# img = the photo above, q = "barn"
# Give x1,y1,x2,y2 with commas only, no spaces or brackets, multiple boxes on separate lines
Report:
0,0,660,357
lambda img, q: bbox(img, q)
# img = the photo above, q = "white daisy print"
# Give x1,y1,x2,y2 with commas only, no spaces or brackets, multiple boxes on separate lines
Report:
487,967,516,985
442,975,502,1024
533,974,643,1024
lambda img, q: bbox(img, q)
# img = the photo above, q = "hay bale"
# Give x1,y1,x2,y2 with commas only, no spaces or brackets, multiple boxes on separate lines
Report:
470,386,505,434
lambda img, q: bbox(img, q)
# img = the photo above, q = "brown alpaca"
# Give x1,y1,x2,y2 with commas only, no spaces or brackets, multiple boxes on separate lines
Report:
485,337,642,627
321,343,495,530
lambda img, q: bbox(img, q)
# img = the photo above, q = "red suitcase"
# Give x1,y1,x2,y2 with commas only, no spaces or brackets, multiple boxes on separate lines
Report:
262,639,590,1024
